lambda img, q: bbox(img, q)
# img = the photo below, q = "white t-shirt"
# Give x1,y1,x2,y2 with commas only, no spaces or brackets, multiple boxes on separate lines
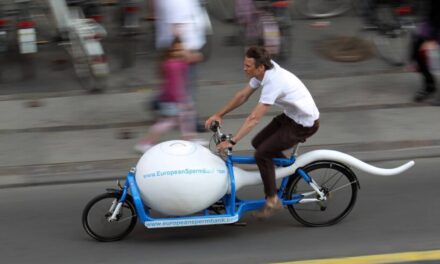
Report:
249,61,320,127
154,0,206,50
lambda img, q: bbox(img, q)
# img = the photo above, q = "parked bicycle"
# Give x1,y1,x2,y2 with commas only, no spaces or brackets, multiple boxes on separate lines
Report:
82,121,414,241
48,0,109,92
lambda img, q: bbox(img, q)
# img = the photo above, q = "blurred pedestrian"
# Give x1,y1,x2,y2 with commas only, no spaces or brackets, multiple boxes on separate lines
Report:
235,0,259,48
153,0,208,131
135,38,206,154
410,0,440,104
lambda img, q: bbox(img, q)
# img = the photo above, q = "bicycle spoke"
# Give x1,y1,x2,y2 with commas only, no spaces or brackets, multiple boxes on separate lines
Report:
328,173,344,191
328,181,358,194
287,162,358,226
116,215,137,223
320,169,341,186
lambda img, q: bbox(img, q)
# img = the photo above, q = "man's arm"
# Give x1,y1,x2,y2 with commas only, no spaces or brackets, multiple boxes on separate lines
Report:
216,102,271,152
205,84,256,128
231,102,271,143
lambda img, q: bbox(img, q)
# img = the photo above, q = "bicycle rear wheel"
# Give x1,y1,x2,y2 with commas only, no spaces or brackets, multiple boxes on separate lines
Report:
295,0,352,18
285,161,359,227
82,192,137,242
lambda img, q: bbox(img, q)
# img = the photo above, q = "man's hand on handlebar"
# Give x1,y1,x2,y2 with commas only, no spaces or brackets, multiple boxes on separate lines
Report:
216,140,233,153
205,114,223,130
206,119,234,153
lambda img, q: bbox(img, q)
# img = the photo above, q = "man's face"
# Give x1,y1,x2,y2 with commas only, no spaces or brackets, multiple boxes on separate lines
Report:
243,57,264,79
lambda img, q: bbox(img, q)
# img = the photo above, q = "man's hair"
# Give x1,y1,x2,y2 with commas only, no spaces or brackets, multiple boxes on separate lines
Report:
245,46,274,70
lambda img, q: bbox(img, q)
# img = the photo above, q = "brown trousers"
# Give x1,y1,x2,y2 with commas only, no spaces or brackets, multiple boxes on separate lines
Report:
251,114,320,197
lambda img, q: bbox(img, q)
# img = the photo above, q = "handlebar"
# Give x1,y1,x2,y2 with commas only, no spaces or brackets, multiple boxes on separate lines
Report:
209,120,220,133
209,121,233,151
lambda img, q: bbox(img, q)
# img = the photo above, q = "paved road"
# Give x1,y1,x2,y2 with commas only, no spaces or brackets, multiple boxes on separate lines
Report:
1,7,439,264
0,157,438,264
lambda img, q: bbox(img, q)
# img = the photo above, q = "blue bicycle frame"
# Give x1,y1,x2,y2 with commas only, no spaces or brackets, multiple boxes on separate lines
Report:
117,152,312,229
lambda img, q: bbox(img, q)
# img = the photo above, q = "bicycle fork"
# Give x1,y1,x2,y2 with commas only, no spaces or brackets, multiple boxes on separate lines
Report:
107,182,130,222
296,168,327,203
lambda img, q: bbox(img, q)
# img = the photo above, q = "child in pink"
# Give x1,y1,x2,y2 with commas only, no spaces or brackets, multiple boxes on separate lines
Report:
135,38,205,153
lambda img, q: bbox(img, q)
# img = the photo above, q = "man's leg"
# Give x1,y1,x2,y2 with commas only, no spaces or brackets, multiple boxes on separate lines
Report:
253,115,319,218
254,127,297,198
252,115,287,159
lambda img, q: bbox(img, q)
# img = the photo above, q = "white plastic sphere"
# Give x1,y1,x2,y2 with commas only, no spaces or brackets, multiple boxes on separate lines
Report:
135,140,229,216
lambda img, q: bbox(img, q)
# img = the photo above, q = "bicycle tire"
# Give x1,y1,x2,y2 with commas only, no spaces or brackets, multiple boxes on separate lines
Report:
82,192,137,242
295,0,352,18
285,161,359,227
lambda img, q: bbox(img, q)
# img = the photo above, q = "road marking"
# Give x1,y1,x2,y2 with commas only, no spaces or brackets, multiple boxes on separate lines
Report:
273,250,440,264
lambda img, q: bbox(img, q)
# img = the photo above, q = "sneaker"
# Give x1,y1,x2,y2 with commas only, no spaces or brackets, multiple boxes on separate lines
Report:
134,143,153,154
252,199,283,219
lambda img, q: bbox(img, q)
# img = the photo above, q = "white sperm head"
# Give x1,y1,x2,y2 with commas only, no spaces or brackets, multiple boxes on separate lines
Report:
135,140,229,216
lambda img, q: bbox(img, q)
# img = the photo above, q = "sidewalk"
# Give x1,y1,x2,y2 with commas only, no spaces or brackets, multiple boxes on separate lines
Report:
1,71,439,188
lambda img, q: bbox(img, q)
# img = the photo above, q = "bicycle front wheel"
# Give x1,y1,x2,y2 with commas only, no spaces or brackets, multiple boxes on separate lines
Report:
286,161,359,227
82,192,137,242
295,0,352,18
